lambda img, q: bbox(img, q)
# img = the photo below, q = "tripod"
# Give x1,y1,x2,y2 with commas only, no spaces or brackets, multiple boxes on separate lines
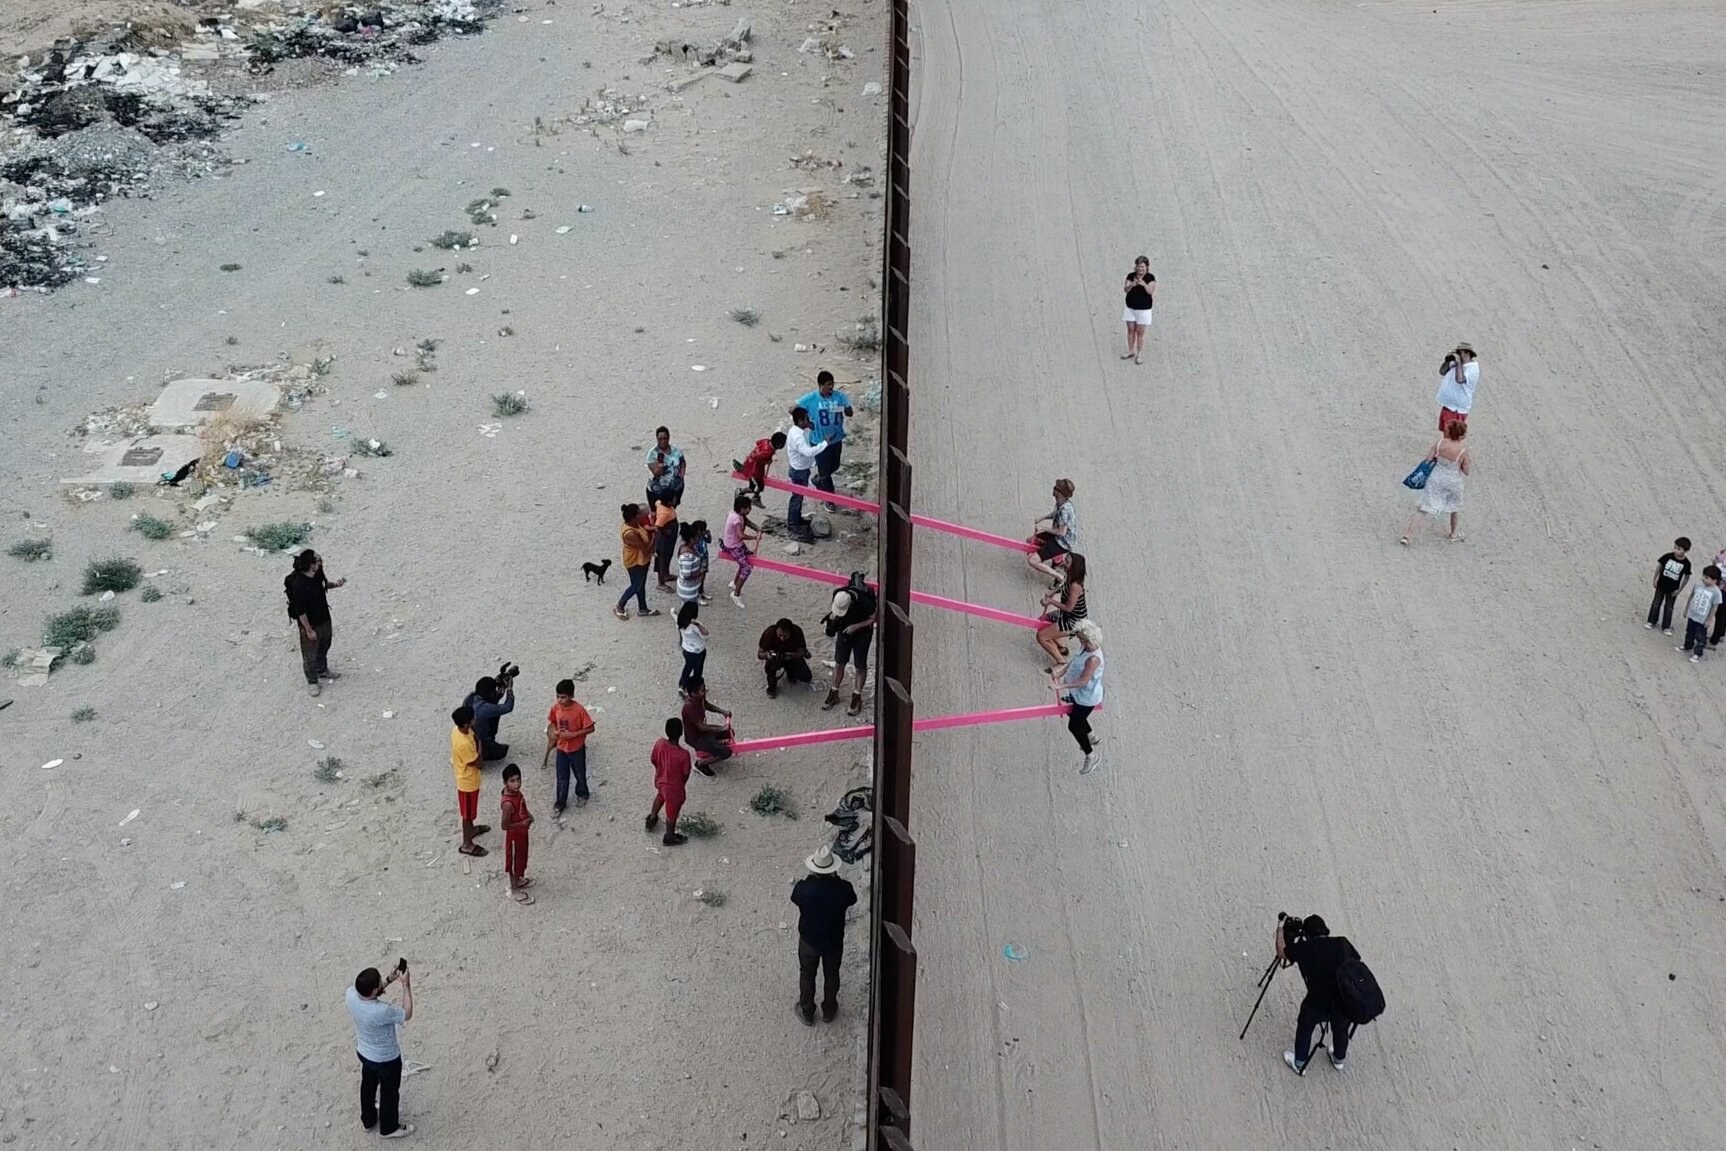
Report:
1238,954,1283,1042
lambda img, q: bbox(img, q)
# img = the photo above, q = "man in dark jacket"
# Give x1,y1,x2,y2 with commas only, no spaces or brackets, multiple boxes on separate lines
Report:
757,618,813,697
463,674,515,762
1276,914,1361,1073
790,844,857,1025
284,549,346,697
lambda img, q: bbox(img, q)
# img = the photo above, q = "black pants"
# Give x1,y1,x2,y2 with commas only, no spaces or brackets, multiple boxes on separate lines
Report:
814,441,842,494
646,481,684,512
357,1052,403,1134
680,649,707,694
798,938,842,1013
1713,610,1725,647
1648,587,1680,630
1293,997,1350,1064
690,734,732,763
298,619,333,684
1067,702,1095,754
766,655,812,690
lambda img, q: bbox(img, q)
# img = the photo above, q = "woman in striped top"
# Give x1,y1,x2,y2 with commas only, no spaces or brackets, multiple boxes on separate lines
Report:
1035,552,1088,667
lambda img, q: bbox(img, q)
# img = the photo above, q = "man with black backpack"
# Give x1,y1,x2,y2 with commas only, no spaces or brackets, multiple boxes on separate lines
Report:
1275,914,1383,1074
821,573,876,718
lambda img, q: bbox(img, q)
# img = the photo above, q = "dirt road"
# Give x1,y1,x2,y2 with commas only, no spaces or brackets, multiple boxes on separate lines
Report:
905,1,1726,1147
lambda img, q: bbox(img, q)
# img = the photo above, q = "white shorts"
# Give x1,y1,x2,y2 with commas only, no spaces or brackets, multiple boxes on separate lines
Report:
1122,308,1154,326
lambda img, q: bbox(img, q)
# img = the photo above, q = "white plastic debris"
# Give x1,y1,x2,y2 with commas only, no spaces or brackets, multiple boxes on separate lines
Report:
118,809,140,827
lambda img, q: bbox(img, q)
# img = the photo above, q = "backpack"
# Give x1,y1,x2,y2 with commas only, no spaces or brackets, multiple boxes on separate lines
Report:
825,572,876,635
1335,955,1385,1026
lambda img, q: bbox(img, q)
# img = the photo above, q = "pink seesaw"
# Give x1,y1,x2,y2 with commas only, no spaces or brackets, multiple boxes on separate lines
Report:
737,554,1045,630
732,471,1035,553
728,701,1101,755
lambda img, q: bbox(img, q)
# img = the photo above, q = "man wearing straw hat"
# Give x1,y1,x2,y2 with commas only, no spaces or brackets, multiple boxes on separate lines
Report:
790,844,858,1025
1435,342,1479,432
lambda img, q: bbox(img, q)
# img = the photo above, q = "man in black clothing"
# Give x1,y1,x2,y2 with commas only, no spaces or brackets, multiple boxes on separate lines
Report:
790,844,857,1025
1276,914,1361,1073
757,618,813,697
463,674,516,762
284,549,346,697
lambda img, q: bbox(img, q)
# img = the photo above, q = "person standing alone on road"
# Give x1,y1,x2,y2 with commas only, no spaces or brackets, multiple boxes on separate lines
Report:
798,370,854,511
791,844,858,1025
1645,537,1692,635
546,679,595,816
346,963,414,1139
1121,256,1156,364
1277,915,1360,1075
285,549,346,697
1435,342,1479,432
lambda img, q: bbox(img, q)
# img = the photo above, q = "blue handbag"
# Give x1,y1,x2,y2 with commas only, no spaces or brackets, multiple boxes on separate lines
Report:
1402,458,1436,490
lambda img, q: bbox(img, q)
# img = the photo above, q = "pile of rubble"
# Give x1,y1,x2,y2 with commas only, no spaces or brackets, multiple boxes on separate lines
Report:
0,2,504,291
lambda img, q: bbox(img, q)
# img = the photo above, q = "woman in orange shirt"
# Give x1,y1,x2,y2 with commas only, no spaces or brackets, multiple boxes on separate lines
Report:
614,503,661,620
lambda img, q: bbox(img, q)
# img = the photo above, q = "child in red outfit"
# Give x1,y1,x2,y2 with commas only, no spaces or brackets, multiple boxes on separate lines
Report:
500,764,534,903
734,432,787,505
645,718,694,846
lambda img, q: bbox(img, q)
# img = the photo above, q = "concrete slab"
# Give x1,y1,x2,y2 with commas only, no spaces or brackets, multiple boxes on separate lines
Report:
62,435,203,485
148,377,280,430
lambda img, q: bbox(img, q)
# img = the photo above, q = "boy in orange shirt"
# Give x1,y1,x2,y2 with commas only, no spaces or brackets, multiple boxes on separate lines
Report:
450,705,490,856
500,764,534,903
546,678,596,817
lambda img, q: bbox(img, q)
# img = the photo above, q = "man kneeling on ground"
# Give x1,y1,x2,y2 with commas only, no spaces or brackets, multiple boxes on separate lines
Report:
680,678,733,774
758,617,813,697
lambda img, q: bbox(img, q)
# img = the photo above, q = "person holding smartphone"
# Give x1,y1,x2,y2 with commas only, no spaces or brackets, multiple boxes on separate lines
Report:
346,960,415,1138
1121,255,1156,364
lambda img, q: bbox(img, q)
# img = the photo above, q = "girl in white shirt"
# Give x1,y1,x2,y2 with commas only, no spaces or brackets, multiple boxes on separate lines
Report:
677,600,708,697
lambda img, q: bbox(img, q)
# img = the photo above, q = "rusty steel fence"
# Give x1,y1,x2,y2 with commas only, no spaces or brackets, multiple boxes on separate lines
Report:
867,0,917,1149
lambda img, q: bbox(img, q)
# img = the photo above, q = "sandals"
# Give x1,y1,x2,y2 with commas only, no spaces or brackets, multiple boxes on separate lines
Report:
458,844,488,857
1120,352,1133,360
511,889,535,905
613,607,630,620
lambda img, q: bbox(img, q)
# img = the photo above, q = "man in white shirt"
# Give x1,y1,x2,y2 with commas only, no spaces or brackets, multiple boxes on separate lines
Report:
784,405,822,543
1435,342,1479,432
346,962,415,1138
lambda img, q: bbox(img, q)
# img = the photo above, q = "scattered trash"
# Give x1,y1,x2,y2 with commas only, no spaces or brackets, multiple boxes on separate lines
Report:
555,225,572,234
41,759,64,771
144,1002,158,1011
308,739,326,750
118,809,140,827
862,81,883,97
1003,943,1028,962
170,881,186,889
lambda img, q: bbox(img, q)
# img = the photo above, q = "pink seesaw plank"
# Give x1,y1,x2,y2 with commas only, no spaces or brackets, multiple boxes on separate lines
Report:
741,555,1045,629
732,471,1036,553
728,702,1099,755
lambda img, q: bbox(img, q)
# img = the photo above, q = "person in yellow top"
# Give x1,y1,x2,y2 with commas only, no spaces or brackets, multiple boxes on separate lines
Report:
450,705,491,856
614,503,662,621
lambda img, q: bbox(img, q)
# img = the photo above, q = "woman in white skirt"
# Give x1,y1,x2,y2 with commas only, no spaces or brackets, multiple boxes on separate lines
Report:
1401,419,1470,545
1121,256,1156,364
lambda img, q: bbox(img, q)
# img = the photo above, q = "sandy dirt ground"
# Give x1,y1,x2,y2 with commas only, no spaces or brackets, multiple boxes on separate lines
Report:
905,1,1726,1148
0,3,888,1148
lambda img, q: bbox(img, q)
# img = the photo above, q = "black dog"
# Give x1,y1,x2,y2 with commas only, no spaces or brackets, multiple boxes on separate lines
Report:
582,558,612,584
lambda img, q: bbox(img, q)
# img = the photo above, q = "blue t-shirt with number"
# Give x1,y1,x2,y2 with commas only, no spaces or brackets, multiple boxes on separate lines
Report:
797,390,851,446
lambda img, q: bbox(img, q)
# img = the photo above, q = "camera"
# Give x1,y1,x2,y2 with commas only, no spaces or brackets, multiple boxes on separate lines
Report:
497,662,520,683
1278,911,1308,947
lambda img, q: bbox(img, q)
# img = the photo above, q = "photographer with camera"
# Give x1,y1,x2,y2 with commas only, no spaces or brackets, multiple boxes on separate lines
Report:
463,664,518,763
345,959,414,1138
1434,341,1479,433
1274,913,1375,1075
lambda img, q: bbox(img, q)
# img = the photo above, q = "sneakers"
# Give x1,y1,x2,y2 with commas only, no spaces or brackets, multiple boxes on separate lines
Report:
381,1126,415,1140
821,1003,838,1022
1664,628,1674,636
1676,645,1688,652
822,688,842,710
1326,1048,1347,1071
1645,621,1654,629
694,760,717,778
847,692,864,717
663,831,688,846
645,812,659,832
796,1003,816,1027
766,683,779,699
730,591,746,609
553,803,566,818
318,668,342,680
1079,748,1104,775
1283,1051,1306,1075
1691,654,1702,664
575,795,589,808
307,682,322,697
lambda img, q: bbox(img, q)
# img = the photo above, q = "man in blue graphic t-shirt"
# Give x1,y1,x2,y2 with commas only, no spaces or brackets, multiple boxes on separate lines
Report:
796,370,854,511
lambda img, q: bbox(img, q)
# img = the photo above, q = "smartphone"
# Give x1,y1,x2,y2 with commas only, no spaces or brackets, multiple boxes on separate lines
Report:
396,957,408,974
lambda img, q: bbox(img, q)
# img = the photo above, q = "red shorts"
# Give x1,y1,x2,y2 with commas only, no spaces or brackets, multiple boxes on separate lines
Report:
456,789,480,822
1439,408,1468,433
